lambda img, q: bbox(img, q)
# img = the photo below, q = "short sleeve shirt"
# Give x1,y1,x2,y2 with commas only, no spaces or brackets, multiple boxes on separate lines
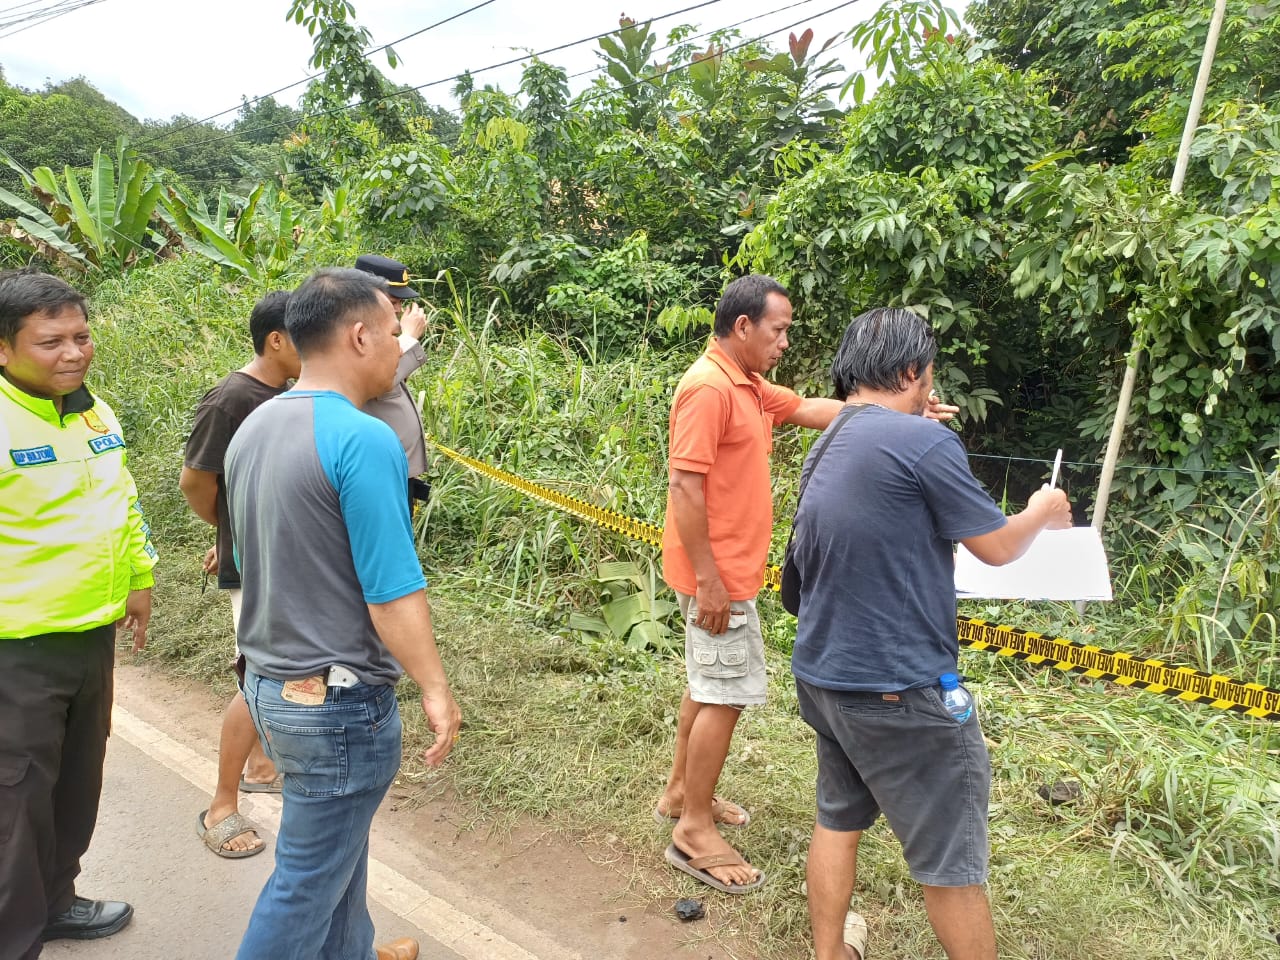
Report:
661,338,802,600
364,340,429,476
224,391,425,685
183,372,287,588
789,405,1007,691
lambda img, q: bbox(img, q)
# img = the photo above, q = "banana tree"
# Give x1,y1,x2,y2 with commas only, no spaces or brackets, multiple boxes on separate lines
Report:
161,182,307,280
0,140,176,272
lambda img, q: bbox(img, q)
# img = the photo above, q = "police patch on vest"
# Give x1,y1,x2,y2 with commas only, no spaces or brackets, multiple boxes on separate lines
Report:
10,445,57,466
88,434,125,454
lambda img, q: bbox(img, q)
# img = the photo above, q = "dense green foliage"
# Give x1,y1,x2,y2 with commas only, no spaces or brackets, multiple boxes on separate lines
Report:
1,0,1273,645
3,4,1279,951
82,250,1279,959
0,70,294,198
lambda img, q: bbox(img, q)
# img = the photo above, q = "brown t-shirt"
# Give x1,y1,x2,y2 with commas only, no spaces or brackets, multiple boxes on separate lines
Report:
183,371,287,588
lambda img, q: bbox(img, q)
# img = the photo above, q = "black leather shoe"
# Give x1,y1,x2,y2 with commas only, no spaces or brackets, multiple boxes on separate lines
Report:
42,896,134,941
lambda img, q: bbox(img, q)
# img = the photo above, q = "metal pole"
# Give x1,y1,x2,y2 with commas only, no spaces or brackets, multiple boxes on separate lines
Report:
1089,0,1229,537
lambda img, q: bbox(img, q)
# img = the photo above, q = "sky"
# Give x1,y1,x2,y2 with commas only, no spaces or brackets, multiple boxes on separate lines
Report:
0,0,883,125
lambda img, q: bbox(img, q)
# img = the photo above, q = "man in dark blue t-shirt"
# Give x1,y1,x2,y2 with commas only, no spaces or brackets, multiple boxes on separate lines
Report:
789,308,1071,960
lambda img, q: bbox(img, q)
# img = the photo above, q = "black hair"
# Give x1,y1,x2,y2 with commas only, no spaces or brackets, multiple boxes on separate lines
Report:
713,274,789,338
830,307,937,400
285,268,390,357
0,268,87,344
249,291,291,355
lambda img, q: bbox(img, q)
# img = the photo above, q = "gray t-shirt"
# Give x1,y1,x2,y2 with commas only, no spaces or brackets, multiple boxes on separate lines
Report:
790,405,1006,691
225,390,426,686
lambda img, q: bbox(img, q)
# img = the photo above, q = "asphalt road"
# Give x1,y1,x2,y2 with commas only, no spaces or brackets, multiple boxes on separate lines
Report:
34,666,740,960
40,721,463,960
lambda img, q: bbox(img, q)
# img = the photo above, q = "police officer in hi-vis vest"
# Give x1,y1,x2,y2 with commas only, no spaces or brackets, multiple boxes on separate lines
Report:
0,268,157,957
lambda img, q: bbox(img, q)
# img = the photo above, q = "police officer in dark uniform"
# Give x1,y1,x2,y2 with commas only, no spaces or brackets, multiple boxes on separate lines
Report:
354,255,431,510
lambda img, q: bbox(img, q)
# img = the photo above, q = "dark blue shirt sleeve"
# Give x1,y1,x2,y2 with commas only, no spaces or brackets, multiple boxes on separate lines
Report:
915,431,1009,542
316,398,425,604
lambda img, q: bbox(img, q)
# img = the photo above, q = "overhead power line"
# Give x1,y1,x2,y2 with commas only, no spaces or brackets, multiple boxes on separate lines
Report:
0,0,65,18
561,0,827,85
145,0,729,161
166,0,851,189
131,0,499,153
0,0,108,39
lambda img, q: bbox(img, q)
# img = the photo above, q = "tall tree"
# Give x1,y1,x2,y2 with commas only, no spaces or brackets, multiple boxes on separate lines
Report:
286,0,411,143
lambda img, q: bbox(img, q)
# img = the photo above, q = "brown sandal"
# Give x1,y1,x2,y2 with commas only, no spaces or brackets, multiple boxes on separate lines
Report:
664,842,765,894
653,795,751,827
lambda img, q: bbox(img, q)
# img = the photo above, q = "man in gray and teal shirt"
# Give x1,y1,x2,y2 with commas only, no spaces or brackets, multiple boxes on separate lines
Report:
225,268,460,960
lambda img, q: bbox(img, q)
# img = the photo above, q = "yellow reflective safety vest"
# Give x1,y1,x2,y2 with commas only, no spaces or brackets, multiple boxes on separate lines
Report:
0,374,157,639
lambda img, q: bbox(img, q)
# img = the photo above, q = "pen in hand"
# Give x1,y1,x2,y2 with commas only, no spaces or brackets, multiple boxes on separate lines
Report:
1049,448,1063,490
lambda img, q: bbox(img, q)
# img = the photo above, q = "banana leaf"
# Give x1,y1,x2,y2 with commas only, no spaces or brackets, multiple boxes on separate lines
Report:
29,168,73,227
0,218,91,269
627,620,672,652
161,188,204,239
88,151,117,245
567,612,610,635
120,182,164,245
0,184,57,224
177,234,257,278
596,560,642,585
601,591,653,639
234,182,264,251
61,164,102,256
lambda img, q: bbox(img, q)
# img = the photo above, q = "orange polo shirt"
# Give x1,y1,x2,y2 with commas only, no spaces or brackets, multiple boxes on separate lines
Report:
662,338,802,600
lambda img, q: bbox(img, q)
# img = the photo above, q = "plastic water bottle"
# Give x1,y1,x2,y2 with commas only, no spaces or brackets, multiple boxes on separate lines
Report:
939,672,973,723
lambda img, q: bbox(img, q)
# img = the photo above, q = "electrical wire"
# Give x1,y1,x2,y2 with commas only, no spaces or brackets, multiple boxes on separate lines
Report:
966,452,1259,478
0,0,107,38
263,0,858,191
144,0,730,161
131,0,500,153
0,0,67,18
163,0,849,187
560,0,826,85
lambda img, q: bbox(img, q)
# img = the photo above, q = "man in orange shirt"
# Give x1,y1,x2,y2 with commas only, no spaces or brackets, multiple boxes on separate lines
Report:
657,275,954,894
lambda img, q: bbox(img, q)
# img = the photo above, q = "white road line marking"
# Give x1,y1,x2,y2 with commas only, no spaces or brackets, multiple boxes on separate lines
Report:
112,705,567,960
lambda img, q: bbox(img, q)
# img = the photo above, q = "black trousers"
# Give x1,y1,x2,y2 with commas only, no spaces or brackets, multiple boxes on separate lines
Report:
0,625,114,960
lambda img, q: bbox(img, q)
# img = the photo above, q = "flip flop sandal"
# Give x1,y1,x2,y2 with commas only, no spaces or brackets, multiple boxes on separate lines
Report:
239,774,283,793
844,911,869,960
664,842,765,894
197,809,266,859
653,795,751,828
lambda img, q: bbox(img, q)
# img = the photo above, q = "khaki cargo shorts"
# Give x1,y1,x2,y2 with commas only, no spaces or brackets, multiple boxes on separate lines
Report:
677,592,767,707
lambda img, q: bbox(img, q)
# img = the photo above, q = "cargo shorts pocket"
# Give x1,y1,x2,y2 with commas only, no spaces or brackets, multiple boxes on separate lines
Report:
0,756,30,843
690,616,750,679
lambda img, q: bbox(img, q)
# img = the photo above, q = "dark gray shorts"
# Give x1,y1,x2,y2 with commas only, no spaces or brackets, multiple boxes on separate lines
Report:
795,677,991,887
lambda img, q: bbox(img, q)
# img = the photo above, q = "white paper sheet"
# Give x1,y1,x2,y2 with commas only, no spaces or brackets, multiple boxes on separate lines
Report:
954,526,1113,601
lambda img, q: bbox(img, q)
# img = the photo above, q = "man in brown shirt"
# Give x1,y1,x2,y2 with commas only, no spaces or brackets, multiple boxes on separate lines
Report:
179,291,300,858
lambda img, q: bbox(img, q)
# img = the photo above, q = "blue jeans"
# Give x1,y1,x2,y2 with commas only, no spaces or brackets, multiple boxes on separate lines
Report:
237,670,403,960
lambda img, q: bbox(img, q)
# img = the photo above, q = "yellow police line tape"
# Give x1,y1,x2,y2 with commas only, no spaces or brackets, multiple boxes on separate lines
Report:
427,438,1280,722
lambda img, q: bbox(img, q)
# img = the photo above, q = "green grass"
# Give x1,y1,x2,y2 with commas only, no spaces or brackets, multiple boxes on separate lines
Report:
97,256,1280,959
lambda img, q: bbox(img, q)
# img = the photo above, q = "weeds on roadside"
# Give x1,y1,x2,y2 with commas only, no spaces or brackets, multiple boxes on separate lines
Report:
98,259,1280,959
